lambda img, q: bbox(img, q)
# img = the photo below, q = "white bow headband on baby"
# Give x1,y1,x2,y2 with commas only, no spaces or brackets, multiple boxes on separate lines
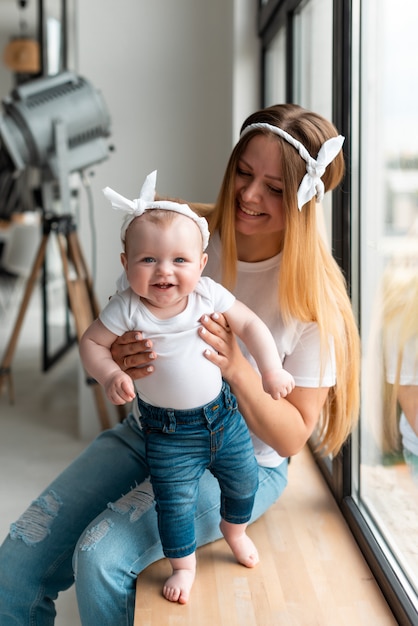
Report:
103,170,210,250
240,122,345,210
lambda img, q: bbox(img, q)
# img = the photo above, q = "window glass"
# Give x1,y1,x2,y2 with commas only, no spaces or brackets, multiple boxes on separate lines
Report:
292,0,333,118
358,0,418,600
292,0,334,248
264,27,286,105
261,0,418,616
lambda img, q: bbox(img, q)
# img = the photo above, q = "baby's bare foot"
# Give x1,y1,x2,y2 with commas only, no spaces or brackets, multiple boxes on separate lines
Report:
163,568,195,604
220,519,259,568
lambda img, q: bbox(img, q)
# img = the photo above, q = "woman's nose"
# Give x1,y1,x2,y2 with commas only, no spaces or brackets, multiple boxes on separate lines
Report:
241,179,261,202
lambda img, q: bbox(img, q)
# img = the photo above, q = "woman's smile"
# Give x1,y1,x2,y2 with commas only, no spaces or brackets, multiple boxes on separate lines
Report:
237,201,266,217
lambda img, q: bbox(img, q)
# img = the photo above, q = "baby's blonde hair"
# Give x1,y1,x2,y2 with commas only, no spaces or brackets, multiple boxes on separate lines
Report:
124,209,205,253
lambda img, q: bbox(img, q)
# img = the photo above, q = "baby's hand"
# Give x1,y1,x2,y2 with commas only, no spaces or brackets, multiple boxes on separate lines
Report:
262,368,295,400
104,371,136,405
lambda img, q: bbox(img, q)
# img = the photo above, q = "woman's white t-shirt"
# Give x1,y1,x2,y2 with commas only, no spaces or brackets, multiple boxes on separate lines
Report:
203,232,336,467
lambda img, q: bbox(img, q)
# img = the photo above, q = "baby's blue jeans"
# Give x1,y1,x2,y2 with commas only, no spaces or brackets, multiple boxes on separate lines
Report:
137,381,259,559
0,412,288,626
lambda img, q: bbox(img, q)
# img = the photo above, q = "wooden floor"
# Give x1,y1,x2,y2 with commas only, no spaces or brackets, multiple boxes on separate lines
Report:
134,446,397,626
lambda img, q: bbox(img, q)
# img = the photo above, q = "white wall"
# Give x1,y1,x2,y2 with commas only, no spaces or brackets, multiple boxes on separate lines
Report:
75,0,259,437
0,0,259,438
76,0,231,300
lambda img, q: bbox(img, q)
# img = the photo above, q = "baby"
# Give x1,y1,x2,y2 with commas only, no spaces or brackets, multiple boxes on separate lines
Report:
80,170,295,604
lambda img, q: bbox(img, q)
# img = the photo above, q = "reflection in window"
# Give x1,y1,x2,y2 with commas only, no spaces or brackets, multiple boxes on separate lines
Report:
264,27,286,105
359,0,418,602
292,0,332,119
292,0,333,247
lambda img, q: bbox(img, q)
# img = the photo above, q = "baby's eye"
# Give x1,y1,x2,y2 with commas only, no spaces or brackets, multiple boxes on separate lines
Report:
141,257,156,263
174,257,186,263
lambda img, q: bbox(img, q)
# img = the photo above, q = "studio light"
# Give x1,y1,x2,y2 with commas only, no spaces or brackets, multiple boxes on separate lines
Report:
0,70,112,179
0,71,114,427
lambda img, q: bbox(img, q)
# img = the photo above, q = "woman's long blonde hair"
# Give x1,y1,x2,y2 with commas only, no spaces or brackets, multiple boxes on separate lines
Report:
380,258,418,452
205,104,360,456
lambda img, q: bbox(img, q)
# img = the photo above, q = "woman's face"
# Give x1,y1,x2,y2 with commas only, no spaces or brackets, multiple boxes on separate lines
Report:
234,134,285,241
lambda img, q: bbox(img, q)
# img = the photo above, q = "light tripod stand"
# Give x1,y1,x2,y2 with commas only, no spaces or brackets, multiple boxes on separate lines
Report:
0,210,114,430
0,71,115,429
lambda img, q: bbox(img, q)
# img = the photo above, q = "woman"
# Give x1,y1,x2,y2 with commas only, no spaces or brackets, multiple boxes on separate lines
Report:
0,104,360,625
373,233,418,481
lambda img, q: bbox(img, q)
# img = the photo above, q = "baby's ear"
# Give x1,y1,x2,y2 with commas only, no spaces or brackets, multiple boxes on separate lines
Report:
121,252,128,271
200,252,209,272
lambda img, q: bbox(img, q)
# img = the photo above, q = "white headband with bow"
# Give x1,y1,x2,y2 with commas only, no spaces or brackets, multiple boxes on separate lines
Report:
103,170,210,249
240,122,344,210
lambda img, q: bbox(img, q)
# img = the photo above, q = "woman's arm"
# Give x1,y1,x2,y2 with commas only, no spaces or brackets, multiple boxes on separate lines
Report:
199,313,329,457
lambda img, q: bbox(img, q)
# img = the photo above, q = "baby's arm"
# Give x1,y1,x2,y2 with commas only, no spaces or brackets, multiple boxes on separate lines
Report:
80,319,136,405
224,300,295,400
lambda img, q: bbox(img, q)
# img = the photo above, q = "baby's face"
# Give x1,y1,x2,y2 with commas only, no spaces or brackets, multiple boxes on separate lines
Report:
121,214,208,316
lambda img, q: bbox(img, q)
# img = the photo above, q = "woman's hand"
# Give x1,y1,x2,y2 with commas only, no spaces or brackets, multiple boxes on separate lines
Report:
110,331,157,381
198,312,246,383
199,312,329,458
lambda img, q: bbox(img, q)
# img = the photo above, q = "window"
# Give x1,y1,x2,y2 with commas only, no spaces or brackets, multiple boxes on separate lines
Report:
262,0,334,243
264,26,286,105
292,0,333,118
292,0,334,247
260,0,418,622
356,0,418,614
